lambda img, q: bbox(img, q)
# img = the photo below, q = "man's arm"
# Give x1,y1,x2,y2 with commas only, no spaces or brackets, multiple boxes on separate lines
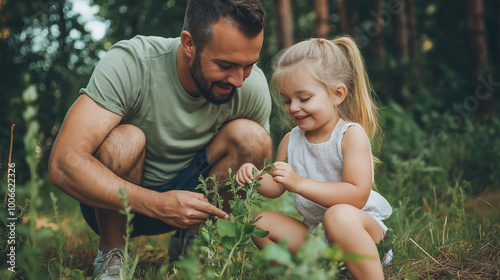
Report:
48,94,227,228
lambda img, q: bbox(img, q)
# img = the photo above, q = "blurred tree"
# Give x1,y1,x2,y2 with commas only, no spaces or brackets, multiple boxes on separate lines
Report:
496,0,500,67
466,0,495,116
407,0,419,64
93,0,187,48
0,0,100,184
314,0,329,38
276,0,294,48
392,0,410,109
337,0,351,36
373,0,386,62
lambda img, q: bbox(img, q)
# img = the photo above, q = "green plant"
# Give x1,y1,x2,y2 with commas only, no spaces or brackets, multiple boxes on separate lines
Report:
187,160,273,279
47,192,65,279
117,189,140,280
11,84,53,279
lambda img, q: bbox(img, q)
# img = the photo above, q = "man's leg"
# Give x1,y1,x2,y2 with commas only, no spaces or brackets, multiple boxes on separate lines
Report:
92,124,146,249
207,119,273,211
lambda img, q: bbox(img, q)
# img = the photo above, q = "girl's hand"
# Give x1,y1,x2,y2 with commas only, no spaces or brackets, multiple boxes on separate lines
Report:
270,161,302,192
236,163,261,186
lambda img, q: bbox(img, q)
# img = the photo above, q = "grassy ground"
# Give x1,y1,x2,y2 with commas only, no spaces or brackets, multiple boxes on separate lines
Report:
22,186,500,279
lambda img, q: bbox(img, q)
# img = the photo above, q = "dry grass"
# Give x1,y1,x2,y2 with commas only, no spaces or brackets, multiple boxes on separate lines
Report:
384,190,500,280
383,241,500,279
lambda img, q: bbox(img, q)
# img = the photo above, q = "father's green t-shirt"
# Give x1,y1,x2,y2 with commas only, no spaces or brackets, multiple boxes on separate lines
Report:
80,36,271,187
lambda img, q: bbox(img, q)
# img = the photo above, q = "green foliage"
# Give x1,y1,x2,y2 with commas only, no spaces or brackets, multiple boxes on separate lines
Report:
11,83,50,280
190,160,274,279
47,192,64,279
117,189,140,280
249,226,356,280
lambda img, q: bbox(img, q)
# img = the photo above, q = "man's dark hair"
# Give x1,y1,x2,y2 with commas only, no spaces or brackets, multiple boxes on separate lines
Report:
183,0,265,53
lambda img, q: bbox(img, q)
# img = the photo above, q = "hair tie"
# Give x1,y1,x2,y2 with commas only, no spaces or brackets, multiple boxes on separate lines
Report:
317,38,325,43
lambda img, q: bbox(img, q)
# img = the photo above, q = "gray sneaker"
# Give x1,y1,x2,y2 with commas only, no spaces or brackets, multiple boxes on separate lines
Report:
93,247,130,280
167,229,199,262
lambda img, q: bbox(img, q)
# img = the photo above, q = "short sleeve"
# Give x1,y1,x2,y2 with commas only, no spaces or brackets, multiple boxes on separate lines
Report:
237,65,272,132
79,42,145,117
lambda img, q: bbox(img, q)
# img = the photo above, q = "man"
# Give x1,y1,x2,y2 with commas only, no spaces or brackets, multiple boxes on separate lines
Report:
48,0,272,279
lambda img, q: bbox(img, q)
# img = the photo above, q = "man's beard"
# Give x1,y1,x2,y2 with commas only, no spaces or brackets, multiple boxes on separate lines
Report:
189,53,237,105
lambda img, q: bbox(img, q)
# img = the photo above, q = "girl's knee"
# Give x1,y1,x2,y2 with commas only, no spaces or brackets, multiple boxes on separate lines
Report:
253,211,279,230
323,204,359,228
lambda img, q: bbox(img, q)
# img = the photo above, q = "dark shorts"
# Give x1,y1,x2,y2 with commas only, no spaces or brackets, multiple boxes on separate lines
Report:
80,147,211,237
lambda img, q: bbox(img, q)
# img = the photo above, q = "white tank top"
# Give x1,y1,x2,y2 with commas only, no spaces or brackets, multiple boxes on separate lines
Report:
288,119,392,232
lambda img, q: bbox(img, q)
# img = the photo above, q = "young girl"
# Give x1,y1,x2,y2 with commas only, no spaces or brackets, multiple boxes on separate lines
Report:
236,36,392,280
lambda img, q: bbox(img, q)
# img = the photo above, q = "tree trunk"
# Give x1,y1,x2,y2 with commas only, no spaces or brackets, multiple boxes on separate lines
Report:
392,0,409,108
407,0,419,63
276,0,294,48
497,0,500,69
314,0,330,38
393,0,409,60
407,0,421,92
348,0,358,36
466,0,494,116
374,0,385,61
337,0,350,35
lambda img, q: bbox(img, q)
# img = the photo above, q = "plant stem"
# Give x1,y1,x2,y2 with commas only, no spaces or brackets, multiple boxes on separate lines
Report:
220,234,243,277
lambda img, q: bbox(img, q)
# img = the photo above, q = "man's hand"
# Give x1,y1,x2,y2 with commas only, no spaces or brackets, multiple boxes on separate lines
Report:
270,161,302,193
235,163,260,186
157,190,228,228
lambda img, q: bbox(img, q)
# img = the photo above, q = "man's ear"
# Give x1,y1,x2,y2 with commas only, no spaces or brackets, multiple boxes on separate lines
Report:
333,84,347,105
180,30,195,58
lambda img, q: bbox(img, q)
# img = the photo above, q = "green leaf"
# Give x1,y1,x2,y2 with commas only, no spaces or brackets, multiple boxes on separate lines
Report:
217,219,236,237
250,226,269,238
261,243,292,265
231,200,247,217
321,244,344,261
200,230,211,244
220,236,235,250
342,252,367,262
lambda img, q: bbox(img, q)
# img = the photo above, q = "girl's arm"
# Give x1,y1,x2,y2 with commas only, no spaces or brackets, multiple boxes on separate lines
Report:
272,126,372,209
236,133,289,198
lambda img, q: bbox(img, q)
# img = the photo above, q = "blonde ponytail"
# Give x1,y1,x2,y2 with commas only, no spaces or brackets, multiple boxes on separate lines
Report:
332,36,379,141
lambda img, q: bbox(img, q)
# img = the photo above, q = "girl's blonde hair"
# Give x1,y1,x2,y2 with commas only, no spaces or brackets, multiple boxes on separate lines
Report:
271,36,380,142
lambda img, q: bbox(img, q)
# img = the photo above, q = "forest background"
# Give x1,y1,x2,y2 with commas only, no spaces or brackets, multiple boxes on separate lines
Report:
0,0,499,279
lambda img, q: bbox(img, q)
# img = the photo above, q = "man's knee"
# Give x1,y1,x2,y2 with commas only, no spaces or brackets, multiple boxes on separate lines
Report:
94,124,146,179
96,124,145,157
222,119,273,165
224,119,272,154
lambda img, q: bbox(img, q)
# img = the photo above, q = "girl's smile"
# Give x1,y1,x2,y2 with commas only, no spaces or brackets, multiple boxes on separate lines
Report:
294,115,310,123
